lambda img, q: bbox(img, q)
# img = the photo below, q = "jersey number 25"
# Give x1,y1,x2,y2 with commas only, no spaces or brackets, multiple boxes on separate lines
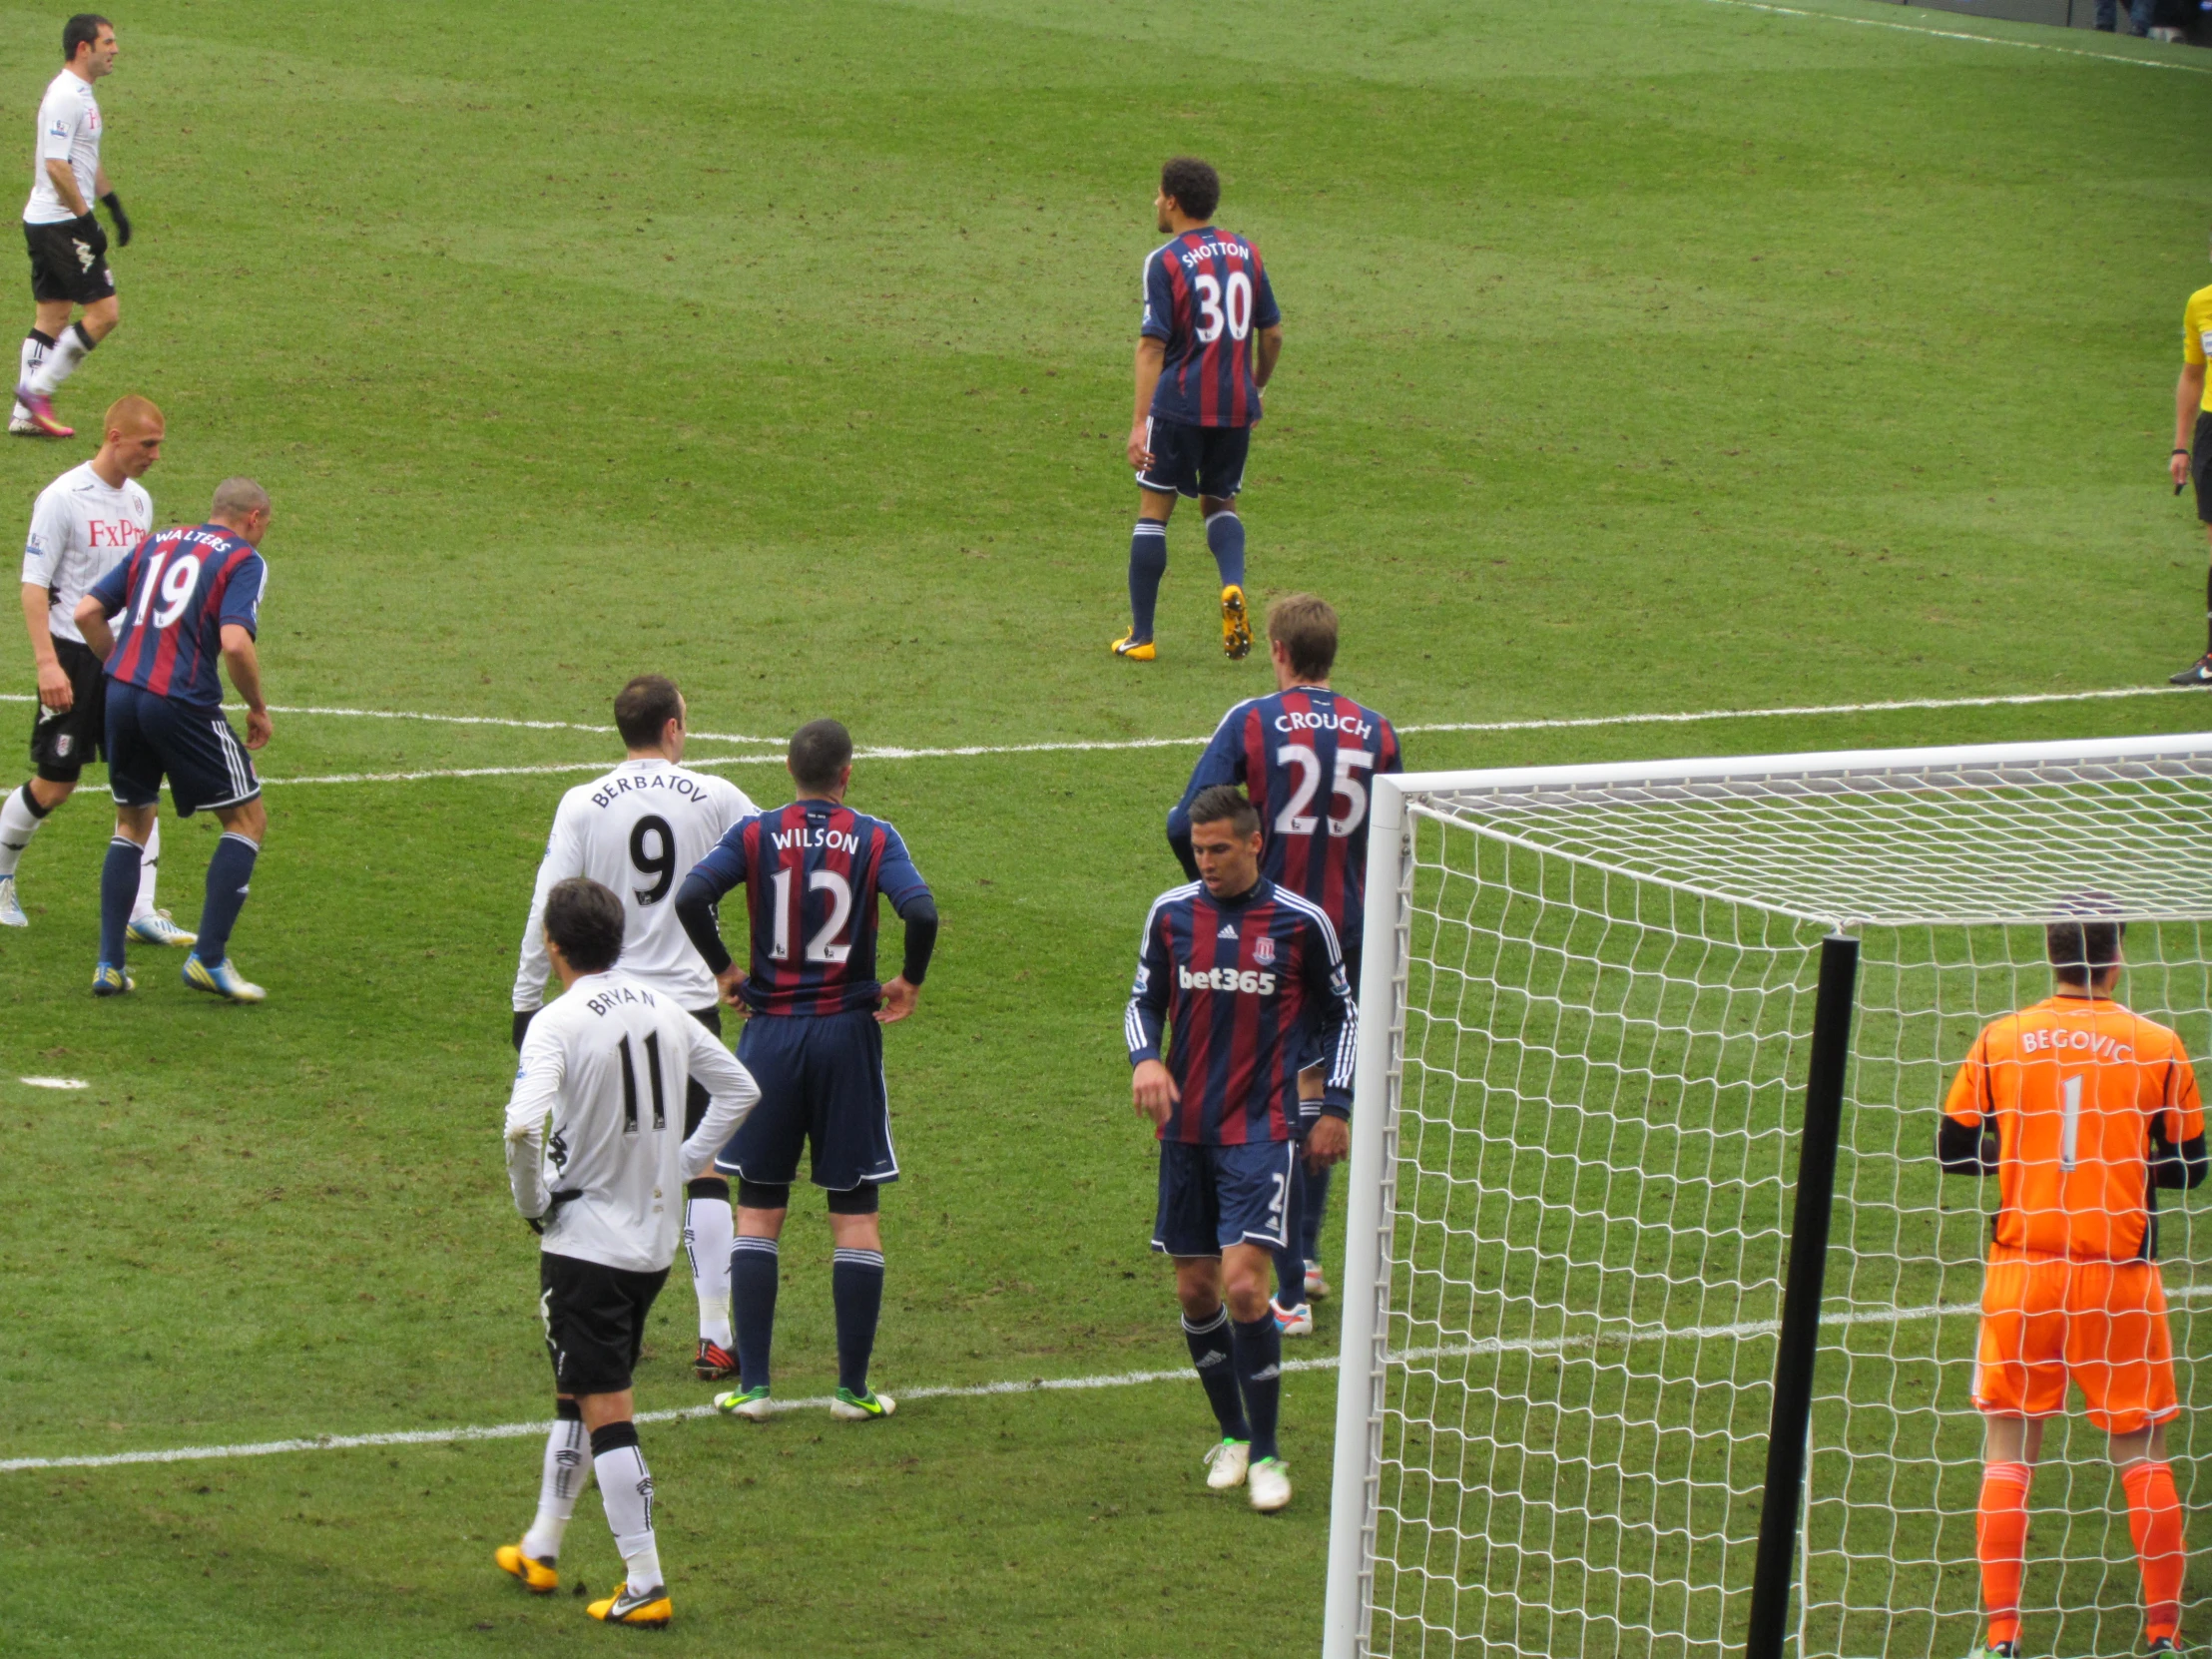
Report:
1275,746,1375,837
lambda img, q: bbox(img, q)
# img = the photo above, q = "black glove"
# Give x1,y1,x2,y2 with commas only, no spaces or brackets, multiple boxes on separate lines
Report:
512,1008,536,1050
526,1189,582,1235
99,192,129,248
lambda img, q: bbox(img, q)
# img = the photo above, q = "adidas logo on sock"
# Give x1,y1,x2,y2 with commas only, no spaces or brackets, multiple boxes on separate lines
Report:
1252,1365,1281,1382
1194,1351,1226,1369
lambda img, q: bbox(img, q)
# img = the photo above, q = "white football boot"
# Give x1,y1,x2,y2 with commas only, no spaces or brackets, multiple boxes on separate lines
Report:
1248,1456,1293,1513
1203,1437,1251,1491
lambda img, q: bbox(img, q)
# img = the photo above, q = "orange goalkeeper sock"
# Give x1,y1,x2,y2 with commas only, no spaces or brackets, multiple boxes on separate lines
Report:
1978,1460,2033,1647
2123,1458,2187,1644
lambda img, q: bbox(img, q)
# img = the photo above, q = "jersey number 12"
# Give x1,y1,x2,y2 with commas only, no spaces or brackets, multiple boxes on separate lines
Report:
768,867,854,964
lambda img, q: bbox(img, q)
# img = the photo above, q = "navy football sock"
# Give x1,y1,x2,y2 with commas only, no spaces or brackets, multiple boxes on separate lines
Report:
1127,520,1167,641
830,1247,885,1395
730,1235,779,1389
1231,1313,1284,1462
1204,510,1246,591
98,835,138,966
192,832,259,963
1273,1166,1306,1307
1181,1307,1249,1440
1300,1161,1333,1262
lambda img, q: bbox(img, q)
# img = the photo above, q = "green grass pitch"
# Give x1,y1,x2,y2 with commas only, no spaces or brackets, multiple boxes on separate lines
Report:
0,0,2209,1653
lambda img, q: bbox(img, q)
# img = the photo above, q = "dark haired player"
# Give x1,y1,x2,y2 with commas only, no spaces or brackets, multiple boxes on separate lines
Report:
497,876,760,1627
15,15,132,440
1168,594,1400,1336
513,675,757,1382
74,476,272,1002
1942,910,2205,1659
675,718,938,1423
1113,156,1283,664
1127,784,1356,1512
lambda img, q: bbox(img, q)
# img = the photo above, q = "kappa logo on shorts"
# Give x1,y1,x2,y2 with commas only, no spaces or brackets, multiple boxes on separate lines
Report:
71,238,94,273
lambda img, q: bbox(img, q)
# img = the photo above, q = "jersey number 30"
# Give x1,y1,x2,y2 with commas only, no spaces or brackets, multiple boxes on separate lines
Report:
767,867,855,963
1193,271,1254,344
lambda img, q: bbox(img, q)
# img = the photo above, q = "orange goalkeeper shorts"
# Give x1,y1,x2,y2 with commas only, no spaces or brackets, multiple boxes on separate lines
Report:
1971,1255,2178,1434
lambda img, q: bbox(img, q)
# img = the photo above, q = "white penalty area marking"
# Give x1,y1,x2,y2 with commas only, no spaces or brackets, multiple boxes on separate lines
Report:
15,1076,87,1090
230,684,2208,787
1697,0,2212,74
18,1286,2209,1474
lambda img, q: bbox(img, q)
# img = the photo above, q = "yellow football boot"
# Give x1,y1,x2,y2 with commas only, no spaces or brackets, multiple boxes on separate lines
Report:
1111,629,1157,662
587,1581,673,1627
494,1543,558,1594
1221,585,1252,660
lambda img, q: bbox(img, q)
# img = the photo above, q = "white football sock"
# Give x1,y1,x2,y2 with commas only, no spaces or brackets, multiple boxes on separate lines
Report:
15,332,47,415
130,817,160,921
519,1413,590,1563
29,323,90,396
686,1195,734,1349
592,1439,663,1593
0,783,46,877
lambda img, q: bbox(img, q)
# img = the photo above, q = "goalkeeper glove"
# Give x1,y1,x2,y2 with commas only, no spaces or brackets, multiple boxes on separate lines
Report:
99,192,130,248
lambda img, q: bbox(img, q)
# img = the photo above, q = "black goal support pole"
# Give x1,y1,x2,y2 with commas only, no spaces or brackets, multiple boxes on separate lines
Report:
1743,931,1861,1659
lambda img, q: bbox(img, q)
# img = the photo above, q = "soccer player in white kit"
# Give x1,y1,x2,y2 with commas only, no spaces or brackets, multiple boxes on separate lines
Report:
514,675,757,1382
497,876,760,1627
14,15,132,440
0,392,186,942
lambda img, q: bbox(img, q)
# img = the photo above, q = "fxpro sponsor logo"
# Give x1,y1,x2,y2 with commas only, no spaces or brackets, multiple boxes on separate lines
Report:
1180,964,1278,995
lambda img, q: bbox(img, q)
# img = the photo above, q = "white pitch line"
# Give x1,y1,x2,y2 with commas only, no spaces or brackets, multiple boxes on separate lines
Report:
1697,0,2212,73
239,684,2208,787
21,1288,2190,1475
0,694,772,747
16,1076,87,1090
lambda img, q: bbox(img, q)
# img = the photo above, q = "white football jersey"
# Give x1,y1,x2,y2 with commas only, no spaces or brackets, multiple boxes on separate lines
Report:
514,759,756,1013
504,972,760,1274
25,69,100,226
21,460,150,645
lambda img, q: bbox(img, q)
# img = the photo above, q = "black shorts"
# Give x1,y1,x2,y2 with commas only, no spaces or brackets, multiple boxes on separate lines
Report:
23,215,112,306
30,635,105,782
716,1007,897,1192
540,1251,670,1396
105,680,260,817
1136,415,1251,500
2192,410,2212,526
685,1004,722,1138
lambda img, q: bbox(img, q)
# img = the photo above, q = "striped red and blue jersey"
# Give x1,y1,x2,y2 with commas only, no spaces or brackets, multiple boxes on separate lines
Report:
1126,877,1357,1146
683,799,931,1017
1141,226,1281,429
85,523,265,709
1168,687,1402,948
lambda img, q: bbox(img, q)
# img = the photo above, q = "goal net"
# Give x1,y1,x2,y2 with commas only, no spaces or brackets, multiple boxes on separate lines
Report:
1321,735,2212,1659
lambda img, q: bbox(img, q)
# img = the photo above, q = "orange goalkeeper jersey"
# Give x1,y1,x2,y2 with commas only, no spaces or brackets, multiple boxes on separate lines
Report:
1942,994,2203,1262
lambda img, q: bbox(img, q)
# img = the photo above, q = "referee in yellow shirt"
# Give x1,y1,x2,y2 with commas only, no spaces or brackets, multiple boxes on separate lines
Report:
2169,254,2212,686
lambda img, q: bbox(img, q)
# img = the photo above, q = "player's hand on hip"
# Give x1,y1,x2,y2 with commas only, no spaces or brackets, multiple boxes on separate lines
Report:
875,976,918,1024
716,962,747,1008
1131,1058,1179,1127
1305,1114,1350,1171
2173,450,2192,490
244,707,273,750
1127,423,1153,471
35,659,72,712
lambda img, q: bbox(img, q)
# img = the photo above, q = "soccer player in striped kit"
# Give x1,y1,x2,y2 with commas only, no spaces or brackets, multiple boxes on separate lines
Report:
1168,594,1401,1336
1942,909,2206,1659
675,718,938,1423
1113,157,1283,664
1127,784,1357,1512
74,477,272,1002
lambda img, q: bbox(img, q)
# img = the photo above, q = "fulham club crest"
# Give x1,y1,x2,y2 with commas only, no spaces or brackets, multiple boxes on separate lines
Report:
1253,935,1276,966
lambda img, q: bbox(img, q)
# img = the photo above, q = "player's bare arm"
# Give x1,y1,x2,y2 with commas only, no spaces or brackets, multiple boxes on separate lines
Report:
220,624,272,750
21,582,70,710
1128,336,1166,469
72,587,112,657
42,158,87,220
2174,361,2204,491
1254,323,1283,389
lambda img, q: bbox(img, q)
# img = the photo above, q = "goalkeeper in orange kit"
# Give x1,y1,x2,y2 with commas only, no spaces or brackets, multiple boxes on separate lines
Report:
1940,909,2207,1658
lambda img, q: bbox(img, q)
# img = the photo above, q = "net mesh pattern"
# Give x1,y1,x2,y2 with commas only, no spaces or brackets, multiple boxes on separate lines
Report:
1364,751,2212,1658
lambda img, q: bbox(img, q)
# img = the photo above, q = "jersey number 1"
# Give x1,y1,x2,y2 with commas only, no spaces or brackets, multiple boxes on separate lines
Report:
2059,1072,2082,1171
617,1032,667,1132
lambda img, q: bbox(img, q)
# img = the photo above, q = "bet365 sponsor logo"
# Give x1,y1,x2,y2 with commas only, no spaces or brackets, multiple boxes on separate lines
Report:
1179,964,1278,995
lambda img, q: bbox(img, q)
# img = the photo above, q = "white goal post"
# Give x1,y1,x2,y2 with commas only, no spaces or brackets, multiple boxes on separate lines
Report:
1322,733,2212,1659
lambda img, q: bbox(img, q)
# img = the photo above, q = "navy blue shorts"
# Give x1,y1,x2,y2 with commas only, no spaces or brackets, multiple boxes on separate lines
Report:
716,1007,897,1192
105,680,260,817
1136,416,1251,500
1153,1138,1298,1258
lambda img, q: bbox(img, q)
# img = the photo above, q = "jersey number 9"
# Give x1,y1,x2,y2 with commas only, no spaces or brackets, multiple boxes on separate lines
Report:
629,815,675,905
